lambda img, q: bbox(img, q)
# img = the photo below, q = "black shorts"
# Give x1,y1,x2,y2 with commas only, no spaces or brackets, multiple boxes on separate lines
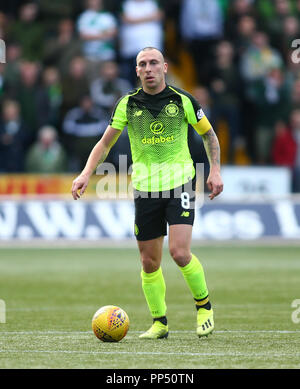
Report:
133,177,196,241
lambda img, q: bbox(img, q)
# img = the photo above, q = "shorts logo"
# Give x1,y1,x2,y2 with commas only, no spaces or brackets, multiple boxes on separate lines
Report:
181,211,190,217
165,103,179,117
150,120,165,134
134,224,139,236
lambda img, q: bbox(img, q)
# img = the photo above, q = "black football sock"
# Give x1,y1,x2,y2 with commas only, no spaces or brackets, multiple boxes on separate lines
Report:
195,300,211,311
153,316,167,325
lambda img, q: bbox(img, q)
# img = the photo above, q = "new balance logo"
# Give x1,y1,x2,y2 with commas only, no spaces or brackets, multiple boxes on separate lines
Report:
134,110,143,117
181,211,190,217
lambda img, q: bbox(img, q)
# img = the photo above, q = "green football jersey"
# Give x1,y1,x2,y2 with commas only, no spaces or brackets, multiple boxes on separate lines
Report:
110,85,211,191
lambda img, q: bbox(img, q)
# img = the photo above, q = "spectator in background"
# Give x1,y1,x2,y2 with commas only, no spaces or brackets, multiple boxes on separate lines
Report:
77,0,118,81
265,0,294,47
38,0,82,36
43,18,82,77
0,99,29,172
272,109,300,192
210,40,242,162
240,31,283,83
290,109,300,192
296,0,300,18
180,0,224,86
277,16,300,61
239,31,284,162
225,0,257,40
291,79,300,111
2,42,22,94
0,11,9,40
232,15,257,58
25,125,67,173
42,67,63,128
8,2,44,61
0,0,298,175
119,0,164,87
193,86,212,121
8,61,50,142
61,56,90,118
90,61,132,114
249,66,291,164
255,0,274,27
62,95,109,171
285,49,300,92
272,120,297,167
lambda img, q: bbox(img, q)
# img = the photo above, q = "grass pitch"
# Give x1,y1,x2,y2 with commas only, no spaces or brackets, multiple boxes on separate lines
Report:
0,245,299,369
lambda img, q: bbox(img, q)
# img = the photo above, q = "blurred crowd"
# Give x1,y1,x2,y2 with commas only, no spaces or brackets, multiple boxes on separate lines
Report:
0,0,300,191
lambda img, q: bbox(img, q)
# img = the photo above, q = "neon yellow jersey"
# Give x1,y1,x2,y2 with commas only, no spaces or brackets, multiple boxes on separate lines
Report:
110,85,212,191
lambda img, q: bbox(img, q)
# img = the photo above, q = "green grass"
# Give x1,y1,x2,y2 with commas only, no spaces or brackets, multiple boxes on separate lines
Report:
0,246,300,369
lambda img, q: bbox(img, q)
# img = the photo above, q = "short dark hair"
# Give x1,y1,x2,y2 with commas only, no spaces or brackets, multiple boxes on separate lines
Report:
136,47,165,64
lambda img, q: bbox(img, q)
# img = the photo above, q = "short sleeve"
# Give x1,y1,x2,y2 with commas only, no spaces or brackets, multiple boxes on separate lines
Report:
182,93,212,136
109,95,129,131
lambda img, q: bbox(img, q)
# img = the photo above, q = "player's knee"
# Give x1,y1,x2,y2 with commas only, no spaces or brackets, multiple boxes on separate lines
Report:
169,247,191,267
140,254,160,273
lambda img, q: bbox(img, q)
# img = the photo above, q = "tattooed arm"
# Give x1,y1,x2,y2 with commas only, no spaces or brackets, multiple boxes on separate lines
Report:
201,128,224,200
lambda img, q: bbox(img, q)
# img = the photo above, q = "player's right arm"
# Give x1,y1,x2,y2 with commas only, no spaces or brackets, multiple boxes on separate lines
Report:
71,126,121,200
72,93,129,200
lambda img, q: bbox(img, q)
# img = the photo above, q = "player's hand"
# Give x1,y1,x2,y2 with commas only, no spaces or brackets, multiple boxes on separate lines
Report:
207,170,223,200
71,173,90,200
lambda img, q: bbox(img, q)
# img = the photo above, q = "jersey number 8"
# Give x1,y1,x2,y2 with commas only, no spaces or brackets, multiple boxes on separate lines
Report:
181,192,190,209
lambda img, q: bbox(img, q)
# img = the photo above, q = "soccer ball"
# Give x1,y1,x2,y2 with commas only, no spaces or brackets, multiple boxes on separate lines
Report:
92,305,129,342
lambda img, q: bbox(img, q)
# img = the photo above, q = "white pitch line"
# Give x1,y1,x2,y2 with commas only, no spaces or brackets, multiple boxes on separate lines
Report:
0,349,300,358
0,330,300,335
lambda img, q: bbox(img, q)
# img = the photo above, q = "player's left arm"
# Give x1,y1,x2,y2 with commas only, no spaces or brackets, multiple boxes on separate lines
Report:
182,91,224,200
201,127,223,200
178,89,223,199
